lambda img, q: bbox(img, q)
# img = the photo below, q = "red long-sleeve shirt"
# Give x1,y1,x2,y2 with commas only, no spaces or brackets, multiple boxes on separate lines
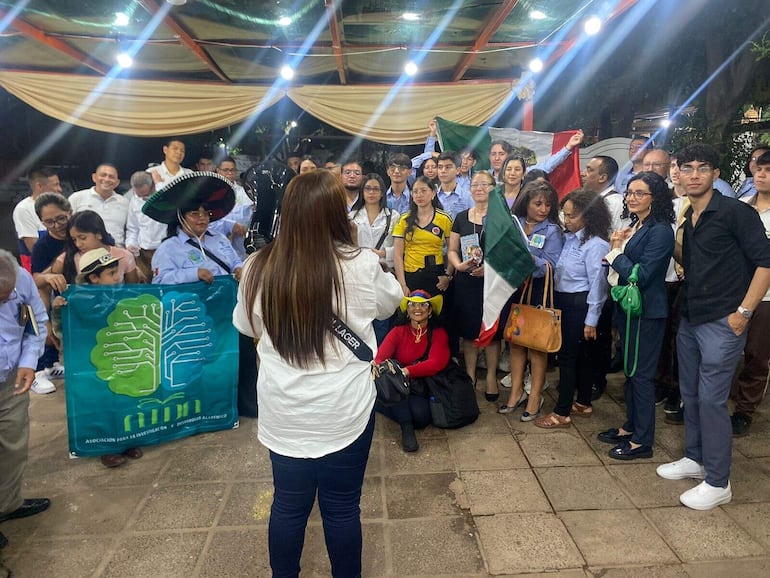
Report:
375,325,450,378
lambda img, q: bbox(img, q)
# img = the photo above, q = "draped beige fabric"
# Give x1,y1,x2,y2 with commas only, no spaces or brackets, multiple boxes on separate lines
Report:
287,82,515,145
0,70,514,143
0,71,285,137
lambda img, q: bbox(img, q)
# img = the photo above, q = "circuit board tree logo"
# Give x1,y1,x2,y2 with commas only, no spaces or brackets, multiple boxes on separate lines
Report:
90,293,215,431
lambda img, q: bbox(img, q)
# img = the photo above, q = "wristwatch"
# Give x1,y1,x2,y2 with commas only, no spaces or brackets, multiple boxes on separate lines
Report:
737,306,753,320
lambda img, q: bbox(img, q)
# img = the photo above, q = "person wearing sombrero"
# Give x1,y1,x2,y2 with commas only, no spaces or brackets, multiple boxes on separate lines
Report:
144,172,257,419
143,171,243,285
374,290,450,452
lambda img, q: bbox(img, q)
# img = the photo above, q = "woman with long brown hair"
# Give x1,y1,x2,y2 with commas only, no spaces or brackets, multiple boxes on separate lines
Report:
233,170,402,578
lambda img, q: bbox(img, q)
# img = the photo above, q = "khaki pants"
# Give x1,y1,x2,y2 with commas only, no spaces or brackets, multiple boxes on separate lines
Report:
0,373,29,516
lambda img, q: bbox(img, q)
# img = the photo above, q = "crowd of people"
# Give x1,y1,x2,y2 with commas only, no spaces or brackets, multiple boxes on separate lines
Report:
2,126,770,575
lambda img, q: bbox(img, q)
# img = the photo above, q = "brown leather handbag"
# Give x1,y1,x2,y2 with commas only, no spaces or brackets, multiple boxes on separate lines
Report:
503,263,562,353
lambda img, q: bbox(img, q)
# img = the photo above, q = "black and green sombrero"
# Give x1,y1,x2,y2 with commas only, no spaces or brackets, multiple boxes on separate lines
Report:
142,171,235,224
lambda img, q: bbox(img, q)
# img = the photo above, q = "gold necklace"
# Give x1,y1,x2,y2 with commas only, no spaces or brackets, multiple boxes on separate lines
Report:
411,323,426,343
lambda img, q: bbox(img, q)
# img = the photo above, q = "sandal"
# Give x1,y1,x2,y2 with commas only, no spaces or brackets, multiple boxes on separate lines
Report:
571,402,593,418
534,412,572,429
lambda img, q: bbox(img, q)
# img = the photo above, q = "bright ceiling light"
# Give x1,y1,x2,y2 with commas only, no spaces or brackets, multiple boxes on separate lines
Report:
584,16,602,36
404,61,418,76
528,58,543,73
114,12,129,27
280,65,295,81
278,16,292,26
529,10,547,20
661,119,672,128
402,13,420,21
166,0,187,5
116,51,133,68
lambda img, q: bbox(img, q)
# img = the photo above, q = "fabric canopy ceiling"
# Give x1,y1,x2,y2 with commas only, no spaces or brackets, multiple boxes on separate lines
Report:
0,70,517,144
0,1,639,142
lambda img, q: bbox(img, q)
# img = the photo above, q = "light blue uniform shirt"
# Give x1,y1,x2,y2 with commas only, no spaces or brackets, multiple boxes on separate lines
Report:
151,229,243,285
520,218,563,278
386,186,411,215
713,177,736,198
1,268,48,382
437,186,471,221
735,177,755,200
554,229,609,327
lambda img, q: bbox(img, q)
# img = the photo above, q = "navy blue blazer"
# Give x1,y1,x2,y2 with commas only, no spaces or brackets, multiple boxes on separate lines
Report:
611,219,674,319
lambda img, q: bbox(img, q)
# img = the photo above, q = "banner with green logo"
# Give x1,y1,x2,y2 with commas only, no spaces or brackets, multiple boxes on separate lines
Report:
62,277,239,457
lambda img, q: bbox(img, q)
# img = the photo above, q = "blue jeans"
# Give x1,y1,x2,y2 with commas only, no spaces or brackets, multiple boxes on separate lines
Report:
677,315,747,487
268,412,375,578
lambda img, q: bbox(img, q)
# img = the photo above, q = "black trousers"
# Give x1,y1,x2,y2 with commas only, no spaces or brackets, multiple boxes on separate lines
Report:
238,332,258,418
554,291,597,417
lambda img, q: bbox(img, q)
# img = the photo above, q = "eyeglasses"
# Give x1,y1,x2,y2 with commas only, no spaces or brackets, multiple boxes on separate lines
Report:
470,183,494,189
679,165,713,175
624,190,652,199
363,186,381,192
41,214,69,228
186,209,213,219
388,165,409,172
406,301,430,308
343,169,362,176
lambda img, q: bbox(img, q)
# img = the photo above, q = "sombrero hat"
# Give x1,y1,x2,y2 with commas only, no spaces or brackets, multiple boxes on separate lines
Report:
400,289,443,316
142,171,235,224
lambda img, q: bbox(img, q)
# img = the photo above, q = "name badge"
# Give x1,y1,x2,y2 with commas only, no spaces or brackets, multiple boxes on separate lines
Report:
529,234,546,249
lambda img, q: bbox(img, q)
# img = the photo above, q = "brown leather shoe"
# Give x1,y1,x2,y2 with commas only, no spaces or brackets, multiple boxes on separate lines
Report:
100,454,127,468
571,402,593,418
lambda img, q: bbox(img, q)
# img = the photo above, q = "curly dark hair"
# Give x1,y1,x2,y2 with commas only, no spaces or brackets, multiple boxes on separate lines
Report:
626,172,674,224
512,180,562,227
404,176,443,238
560,188,611,244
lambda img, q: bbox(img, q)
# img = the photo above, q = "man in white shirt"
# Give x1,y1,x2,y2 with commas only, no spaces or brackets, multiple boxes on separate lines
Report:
147,138,192,190
69,163,129,247
125,171,166,280
13,167,62,272
581,155,627,232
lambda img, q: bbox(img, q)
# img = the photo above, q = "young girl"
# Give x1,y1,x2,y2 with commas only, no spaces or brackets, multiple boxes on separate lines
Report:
53,248,144,468
50,210,140,284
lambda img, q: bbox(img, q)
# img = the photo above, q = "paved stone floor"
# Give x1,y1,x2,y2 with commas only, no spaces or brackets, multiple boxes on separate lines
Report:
3,370,770,577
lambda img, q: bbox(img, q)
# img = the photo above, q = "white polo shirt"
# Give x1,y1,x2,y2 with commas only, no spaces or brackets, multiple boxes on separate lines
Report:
69,187,129,247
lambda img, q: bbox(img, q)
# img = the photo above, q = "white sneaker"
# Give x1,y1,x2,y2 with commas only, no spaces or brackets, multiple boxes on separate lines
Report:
31,372,57,394
656,457,706,480
498,354,510,372
523,370,550,395
680,480,732,510
44,362,65,380
500,373,512,388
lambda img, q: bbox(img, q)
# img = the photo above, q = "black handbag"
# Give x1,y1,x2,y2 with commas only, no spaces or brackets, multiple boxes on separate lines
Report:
330,315,410,406
409,333,480,429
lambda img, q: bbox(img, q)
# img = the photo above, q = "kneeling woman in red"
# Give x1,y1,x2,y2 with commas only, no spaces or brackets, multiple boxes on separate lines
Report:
375,290,450,452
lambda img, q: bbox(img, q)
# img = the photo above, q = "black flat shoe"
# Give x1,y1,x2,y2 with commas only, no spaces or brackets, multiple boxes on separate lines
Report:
608,441,653,461
485,392,500,402
597,428,633,444
0,498,51,523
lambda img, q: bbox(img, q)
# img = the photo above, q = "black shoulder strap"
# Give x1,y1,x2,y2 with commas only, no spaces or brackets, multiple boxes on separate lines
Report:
374,209,392,250
331,315,374,362
185,238,231,274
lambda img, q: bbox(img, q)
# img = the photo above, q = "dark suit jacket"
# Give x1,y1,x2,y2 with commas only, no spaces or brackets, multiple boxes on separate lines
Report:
611,219,674,319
